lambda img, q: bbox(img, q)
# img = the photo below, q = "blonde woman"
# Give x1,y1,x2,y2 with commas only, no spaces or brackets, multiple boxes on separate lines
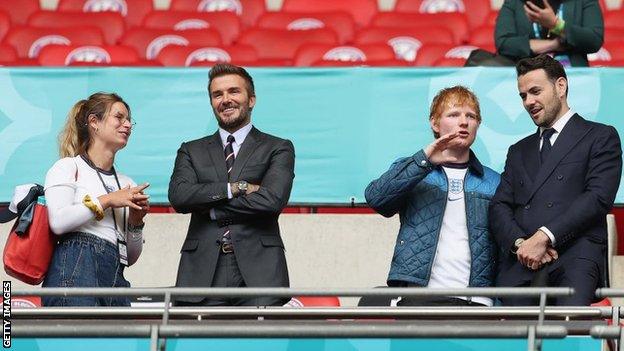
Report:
43,92,149,306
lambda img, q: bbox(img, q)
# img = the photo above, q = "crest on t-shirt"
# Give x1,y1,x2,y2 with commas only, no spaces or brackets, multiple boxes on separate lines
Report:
449,178,463,194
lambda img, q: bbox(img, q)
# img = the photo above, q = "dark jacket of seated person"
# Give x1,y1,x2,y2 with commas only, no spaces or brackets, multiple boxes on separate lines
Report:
495,0,604,67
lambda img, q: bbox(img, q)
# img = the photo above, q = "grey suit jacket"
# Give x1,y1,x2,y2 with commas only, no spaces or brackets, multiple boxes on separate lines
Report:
168,127,295,302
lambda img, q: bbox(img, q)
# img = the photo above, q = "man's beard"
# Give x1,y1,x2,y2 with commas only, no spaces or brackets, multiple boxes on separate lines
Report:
537,95,562,128
214,103,252,131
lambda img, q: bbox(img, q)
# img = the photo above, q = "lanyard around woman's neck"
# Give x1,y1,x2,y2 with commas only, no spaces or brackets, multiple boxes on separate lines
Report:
81,154,127,234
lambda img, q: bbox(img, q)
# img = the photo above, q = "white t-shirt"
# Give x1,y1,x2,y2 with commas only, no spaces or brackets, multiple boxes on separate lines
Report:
427,166,492,307
44,155,143,265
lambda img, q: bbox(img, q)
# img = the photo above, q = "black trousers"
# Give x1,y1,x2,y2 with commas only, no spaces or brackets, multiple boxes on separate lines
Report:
397,296,487,307
501,257,600,306
176,251,287,307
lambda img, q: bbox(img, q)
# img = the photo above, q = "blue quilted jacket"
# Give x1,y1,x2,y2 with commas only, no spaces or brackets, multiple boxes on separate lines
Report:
365,149,500,287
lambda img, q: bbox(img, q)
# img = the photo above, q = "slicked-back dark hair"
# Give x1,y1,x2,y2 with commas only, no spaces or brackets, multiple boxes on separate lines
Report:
208,63,255,97
516,54,568,95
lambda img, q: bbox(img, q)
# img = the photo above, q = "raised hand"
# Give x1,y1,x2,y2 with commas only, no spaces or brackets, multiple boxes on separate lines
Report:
423,132,462,165
524,0,558,30
99,183,150,211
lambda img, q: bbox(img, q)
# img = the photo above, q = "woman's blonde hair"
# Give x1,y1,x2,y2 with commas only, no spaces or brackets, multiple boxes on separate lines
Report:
58,92,130,157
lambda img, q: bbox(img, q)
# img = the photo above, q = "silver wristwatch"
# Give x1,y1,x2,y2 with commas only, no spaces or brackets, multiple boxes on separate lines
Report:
237,181,249,196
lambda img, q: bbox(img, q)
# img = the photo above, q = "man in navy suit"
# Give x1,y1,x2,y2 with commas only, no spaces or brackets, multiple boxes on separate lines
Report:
490,54,622,305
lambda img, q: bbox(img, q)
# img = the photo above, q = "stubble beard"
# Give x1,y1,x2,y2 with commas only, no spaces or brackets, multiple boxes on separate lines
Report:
214,103,252,131
536,91,563,128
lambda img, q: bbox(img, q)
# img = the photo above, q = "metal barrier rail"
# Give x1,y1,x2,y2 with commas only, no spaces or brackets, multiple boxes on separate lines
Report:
13,321,569,338
14,286,574,297
11,306,611,319
8,287,580,351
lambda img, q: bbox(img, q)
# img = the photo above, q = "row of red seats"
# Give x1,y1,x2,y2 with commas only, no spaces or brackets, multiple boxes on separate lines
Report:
2,39,623,67
0,42,494,67
4,2,624,44
0,0,623,67
3,0,620,30
0,0,503,30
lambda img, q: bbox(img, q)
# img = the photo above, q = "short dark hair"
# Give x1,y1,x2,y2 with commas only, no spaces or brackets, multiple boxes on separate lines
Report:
516,54,568,94
208,63,255,97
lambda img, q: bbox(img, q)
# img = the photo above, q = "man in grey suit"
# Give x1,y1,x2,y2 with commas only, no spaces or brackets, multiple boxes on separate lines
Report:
490,54,622,305
169,63,295,306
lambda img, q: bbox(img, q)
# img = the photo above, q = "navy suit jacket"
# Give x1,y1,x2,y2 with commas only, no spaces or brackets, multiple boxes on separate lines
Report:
490,114,622,287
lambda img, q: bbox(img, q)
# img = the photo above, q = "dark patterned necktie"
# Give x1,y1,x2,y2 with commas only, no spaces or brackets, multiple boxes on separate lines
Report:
224,135,235,178
540,128,556,165
222,135,235,243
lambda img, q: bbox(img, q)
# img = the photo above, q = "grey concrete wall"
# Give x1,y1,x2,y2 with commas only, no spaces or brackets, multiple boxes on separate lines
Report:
0,214,399,301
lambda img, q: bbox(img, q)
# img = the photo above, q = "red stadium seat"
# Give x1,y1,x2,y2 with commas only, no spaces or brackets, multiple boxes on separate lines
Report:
590,59,624,67
434,57,466,66
355,26,456,62
371,12,470,44
485,11,499,26
281,0,378,28
604,10,624,29
38,45,139,66
289,296,341,307
156,45,258,66
0,0,39,25
28,11,125,45
469,26,495,47
311,59,410,66
4,26,105,58
256,11,355,44
0,44,17,64
393,0,492,29
170,0,266,28
605,28,624,43
588,42,624,62
0,11,9,43
57,0,154,28
413,43,484,66
120,28,222,59
67,59,162,66
237,28,338,61
294,43,396,66
142,11,241,46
